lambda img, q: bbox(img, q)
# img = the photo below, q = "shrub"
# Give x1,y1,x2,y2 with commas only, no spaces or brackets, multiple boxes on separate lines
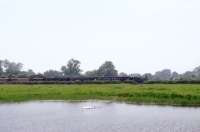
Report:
92,80,103,84
166,80,174,84
144,80,200,84
176,80,188,84
124,80,136,84
112,80,122,84
67,81,74,84
100,81,106,84
60,81,67,84
104,80,111,84
82,80,91,84
144,80,162,84
75,80,82,84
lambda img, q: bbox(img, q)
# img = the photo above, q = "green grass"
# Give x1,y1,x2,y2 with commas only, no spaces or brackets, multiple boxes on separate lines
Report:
0,84,200,106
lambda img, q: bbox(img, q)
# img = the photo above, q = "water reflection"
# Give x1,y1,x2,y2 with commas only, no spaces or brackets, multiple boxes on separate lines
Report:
0,101,200,132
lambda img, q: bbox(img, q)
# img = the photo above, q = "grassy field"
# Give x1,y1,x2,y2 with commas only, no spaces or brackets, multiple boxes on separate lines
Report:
0,84,200,106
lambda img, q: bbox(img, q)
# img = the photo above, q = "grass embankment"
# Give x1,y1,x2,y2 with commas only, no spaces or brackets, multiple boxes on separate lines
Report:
0,84,200,106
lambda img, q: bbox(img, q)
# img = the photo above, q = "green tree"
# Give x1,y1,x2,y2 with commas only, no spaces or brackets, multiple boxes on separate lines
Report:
161,69,171,80
183,71,196,79
84,69,98,77
3,59,23,75
44,70,63,77
36,73,45,78
171,71,179,79
17,73,28,78
61,58,82,77
178,74,183,79
193,66,200,78
154,71,161,80
143,73,153,80
0,60,3,75
27,69,35,76
154,69,171,80
7,73,13,78
129,73,141,77
119,72,127,77
97,61,118,77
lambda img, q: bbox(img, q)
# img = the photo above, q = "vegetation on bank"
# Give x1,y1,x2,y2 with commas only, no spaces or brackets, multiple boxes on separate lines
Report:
1,79,200,84
0,80,136,85
1,59,200,81
0,84,200,106
144,80,200,84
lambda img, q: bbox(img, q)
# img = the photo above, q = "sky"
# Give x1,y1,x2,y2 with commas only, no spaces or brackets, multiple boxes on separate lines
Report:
1,0,200,75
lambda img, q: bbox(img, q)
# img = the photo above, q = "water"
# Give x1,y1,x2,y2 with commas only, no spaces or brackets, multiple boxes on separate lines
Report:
0,101,200,132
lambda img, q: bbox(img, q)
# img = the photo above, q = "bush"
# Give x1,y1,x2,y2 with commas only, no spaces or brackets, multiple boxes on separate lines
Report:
82,80,91,84
60,81,67,84
6,82,31,85
175,80,186,84
143,79,200,84
104,80,111,84
124,80,136,84
92,80,103,84
100,81,106,84
112,80,122,84
75,80,82,84
67,81,74,84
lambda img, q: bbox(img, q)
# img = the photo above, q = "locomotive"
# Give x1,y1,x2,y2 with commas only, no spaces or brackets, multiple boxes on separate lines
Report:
0,76,147,84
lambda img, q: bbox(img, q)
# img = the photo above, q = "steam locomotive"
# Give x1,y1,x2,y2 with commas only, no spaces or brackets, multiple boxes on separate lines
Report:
0,76,147,84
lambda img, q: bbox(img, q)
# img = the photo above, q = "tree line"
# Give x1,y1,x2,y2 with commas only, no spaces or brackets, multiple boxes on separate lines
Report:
0,59,200,80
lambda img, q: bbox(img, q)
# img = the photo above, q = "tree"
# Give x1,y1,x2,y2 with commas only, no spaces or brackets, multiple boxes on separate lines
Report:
61,58,82,77
154,71,161,80
97,61,118,77
3,59,23,75
0,60,3,75
183,71,196,79
17,73,28,78
193,66,200,78
129,73,141,77
160,69,171,80
7,73,13,78
143,73,153,80
154,69,171,80
27,69,35,76
44,70,63,77
171,71,179,79
36,73,45,78
84,70,98,77
178,74,183,79
119,72,127,77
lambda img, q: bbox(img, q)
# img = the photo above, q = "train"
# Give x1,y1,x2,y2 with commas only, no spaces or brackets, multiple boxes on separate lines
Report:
0,76,148,84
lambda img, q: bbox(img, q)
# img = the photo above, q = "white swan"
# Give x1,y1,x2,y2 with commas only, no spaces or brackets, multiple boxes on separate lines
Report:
82,106,93,109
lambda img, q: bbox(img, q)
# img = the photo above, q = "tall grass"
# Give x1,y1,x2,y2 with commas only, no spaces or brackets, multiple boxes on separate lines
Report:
0,84,200,105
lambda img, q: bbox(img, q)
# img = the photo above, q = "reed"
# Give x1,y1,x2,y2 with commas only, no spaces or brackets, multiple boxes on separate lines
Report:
0,84,200,106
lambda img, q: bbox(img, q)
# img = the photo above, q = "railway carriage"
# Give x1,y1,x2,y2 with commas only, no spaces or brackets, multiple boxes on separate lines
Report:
0,76,148,84
9,78,31,82
32,78,46,81
100,77,129,82
0,78,9,83
46,78,70,81
72,77,97,82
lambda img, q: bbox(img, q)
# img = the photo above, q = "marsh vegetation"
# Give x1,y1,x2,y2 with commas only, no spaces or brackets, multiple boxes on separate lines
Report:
0,84,200,105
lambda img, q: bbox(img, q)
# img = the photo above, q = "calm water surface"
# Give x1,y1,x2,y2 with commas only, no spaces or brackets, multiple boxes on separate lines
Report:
0,101,200,132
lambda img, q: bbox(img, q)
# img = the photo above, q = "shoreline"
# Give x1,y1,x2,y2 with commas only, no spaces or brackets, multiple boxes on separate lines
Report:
1,100,200,107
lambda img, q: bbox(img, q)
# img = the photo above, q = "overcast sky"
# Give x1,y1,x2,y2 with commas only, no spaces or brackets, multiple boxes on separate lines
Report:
1,0,200,75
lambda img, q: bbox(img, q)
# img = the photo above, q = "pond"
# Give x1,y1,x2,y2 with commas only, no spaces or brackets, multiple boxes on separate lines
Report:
0,101,200,132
